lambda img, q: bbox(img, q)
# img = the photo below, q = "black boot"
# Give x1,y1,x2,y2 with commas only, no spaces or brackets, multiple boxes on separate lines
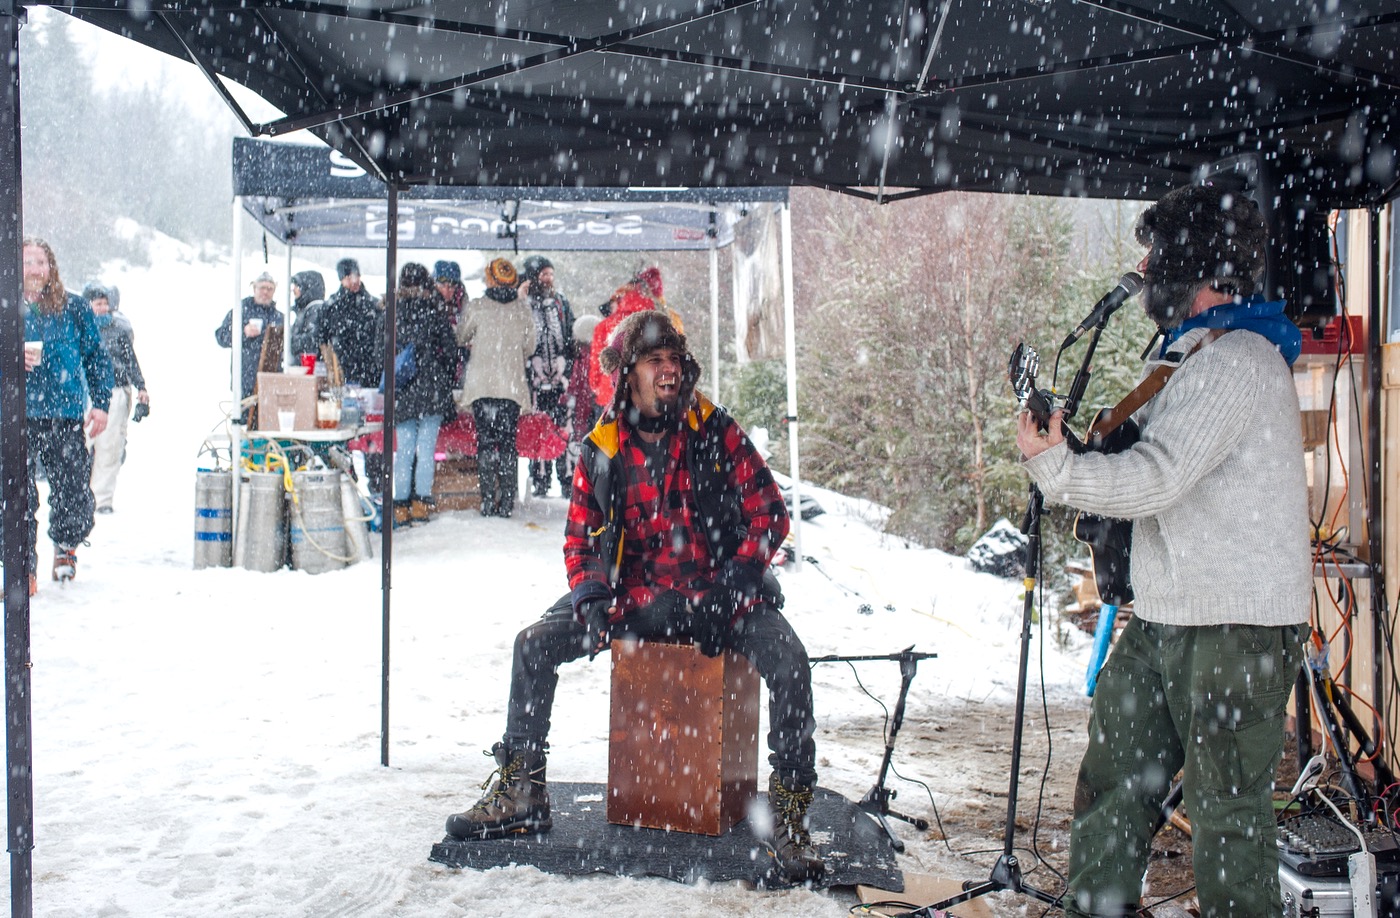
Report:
766,773,825,882
477,450,499,516
529,460,549,498
445,743,551,839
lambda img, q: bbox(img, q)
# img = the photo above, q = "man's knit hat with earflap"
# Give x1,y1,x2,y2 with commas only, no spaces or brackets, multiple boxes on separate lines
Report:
1135,185,1268,298
597,310,701,422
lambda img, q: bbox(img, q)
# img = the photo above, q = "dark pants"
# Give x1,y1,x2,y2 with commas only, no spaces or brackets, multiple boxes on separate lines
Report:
1064,618,1303,918
472,398,519,517
26,418,94,575
503,592,819,787
528,389,570,496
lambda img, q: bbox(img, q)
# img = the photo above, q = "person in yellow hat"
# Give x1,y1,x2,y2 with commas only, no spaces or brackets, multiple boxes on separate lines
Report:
454,258,535,517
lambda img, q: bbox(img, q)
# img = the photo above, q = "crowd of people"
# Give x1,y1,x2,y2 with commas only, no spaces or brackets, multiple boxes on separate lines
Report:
217,253,676,528
18,238,151,597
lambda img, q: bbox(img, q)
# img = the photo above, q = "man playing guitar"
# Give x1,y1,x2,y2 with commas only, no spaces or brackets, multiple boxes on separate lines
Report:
1016,184,1311,918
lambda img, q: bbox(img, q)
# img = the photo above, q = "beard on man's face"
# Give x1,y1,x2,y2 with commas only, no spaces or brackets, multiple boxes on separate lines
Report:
1141,276,1199,329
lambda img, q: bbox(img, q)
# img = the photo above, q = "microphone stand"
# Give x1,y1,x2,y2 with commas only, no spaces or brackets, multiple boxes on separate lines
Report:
913,319,1109,916
808,648,936,852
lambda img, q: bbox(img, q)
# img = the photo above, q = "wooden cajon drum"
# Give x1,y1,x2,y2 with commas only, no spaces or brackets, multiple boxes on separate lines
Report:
607,638,760,835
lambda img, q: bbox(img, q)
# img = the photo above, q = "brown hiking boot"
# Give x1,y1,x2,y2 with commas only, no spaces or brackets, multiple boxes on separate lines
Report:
445,743,551,840
767,773,825,882
392,501,414,528
410,498,433,523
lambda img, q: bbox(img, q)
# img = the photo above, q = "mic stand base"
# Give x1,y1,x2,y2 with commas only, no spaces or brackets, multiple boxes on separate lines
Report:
856,786,929,854
930,854,1062,910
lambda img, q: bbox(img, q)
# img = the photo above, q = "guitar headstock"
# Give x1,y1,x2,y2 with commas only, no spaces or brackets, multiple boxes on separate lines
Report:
1008,342,1040,402
1009,342,1054,429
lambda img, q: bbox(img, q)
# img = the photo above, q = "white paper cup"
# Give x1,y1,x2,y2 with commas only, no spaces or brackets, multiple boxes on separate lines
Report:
277,409,296,432
248,318,264,334
24,341,43,362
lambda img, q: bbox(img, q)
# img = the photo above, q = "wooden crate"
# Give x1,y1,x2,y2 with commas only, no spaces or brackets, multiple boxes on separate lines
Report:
432,457,480,511
607,639,760,835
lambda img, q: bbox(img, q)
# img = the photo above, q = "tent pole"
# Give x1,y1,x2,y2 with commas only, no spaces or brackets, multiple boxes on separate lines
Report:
381,186,400,768
1,3,33,915
730,225,744,378
779,202,802,571
230,199,244,556
1368,205,1388,742
283,243,293,368
709,228,720,402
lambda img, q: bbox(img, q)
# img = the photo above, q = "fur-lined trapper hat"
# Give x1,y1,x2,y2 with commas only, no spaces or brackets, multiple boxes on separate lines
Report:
1135,185,1267,296
598,310,701,420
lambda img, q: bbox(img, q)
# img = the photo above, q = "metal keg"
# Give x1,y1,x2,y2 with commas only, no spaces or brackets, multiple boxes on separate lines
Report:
193,470,233,569
289,470,348,574
235,472,287,572
339,474,373,565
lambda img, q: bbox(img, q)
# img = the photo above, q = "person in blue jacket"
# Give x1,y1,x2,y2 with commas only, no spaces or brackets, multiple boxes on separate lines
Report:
21,238,114,592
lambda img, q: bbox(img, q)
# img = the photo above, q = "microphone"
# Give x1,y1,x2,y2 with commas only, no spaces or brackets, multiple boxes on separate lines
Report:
1061,272,1144,349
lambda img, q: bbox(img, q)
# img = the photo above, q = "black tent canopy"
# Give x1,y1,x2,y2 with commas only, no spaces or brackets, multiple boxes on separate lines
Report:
231,137,787,251
49,1,1400,207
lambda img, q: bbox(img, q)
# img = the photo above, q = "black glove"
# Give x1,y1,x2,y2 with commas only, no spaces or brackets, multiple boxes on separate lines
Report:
693,584,740,658
131,400,150,423
579,599,612,661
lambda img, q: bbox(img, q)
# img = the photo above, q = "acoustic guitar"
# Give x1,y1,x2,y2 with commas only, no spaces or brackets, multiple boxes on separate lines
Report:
1072,413,1136,607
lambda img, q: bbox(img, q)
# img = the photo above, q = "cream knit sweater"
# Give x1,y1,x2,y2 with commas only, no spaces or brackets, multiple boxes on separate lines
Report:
1024,327,1311,627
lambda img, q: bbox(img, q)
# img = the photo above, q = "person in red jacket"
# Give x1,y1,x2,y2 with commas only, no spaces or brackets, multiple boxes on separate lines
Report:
587,266,673,409
443,311,823,883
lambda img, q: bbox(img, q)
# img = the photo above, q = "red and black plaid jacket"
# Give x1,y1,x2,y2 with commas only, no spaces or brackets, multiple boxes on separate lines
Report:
564,392,788,622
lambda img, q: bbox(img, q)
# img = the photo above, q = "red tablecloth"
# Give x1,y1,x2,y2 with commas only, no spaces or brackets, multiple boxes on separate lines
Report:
349,412,567,460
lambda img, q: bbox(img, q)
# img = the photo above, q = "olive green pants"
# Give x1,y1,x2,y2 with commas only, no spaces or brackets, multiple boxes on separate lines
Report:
1063,617,1304,918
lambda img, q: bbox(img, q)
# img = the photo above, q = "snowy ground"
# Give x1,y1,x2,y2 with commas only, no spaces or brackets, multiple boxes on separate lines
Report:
7,249,1097,916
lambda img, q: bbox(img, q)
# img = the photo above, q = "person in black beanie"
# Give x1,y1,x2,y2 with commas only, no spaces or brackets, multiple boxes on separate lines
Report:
318,257,383,386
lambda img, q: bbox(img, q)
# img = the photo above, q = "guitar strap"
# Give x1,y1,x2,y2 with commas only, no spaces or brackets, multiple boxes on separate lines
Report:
1087,328,1229,446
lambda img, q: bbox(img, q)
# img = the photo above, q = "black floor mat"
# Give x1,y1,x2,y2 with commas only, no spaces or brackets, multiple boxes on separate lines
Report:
429,782,903,891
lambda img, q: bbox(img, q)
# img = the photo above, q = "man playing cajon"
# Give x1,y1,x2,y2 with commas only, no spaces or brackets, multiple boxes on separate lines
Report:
444,311,823,883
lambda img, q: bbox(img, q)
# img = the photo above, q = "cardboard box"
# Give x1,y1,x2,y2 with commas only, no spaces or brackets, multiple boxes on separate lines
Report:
256,372,319,432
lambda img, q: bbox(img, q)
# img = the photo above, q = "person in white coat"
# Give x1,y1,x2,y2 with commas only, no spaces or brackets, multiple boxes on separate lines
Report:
84,283,149,514
455,258,535,517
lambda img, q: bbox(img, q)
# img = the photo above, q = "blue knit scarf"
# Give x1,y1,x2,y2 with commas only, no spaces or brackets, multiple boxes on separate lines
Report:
1161,295,1302,367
